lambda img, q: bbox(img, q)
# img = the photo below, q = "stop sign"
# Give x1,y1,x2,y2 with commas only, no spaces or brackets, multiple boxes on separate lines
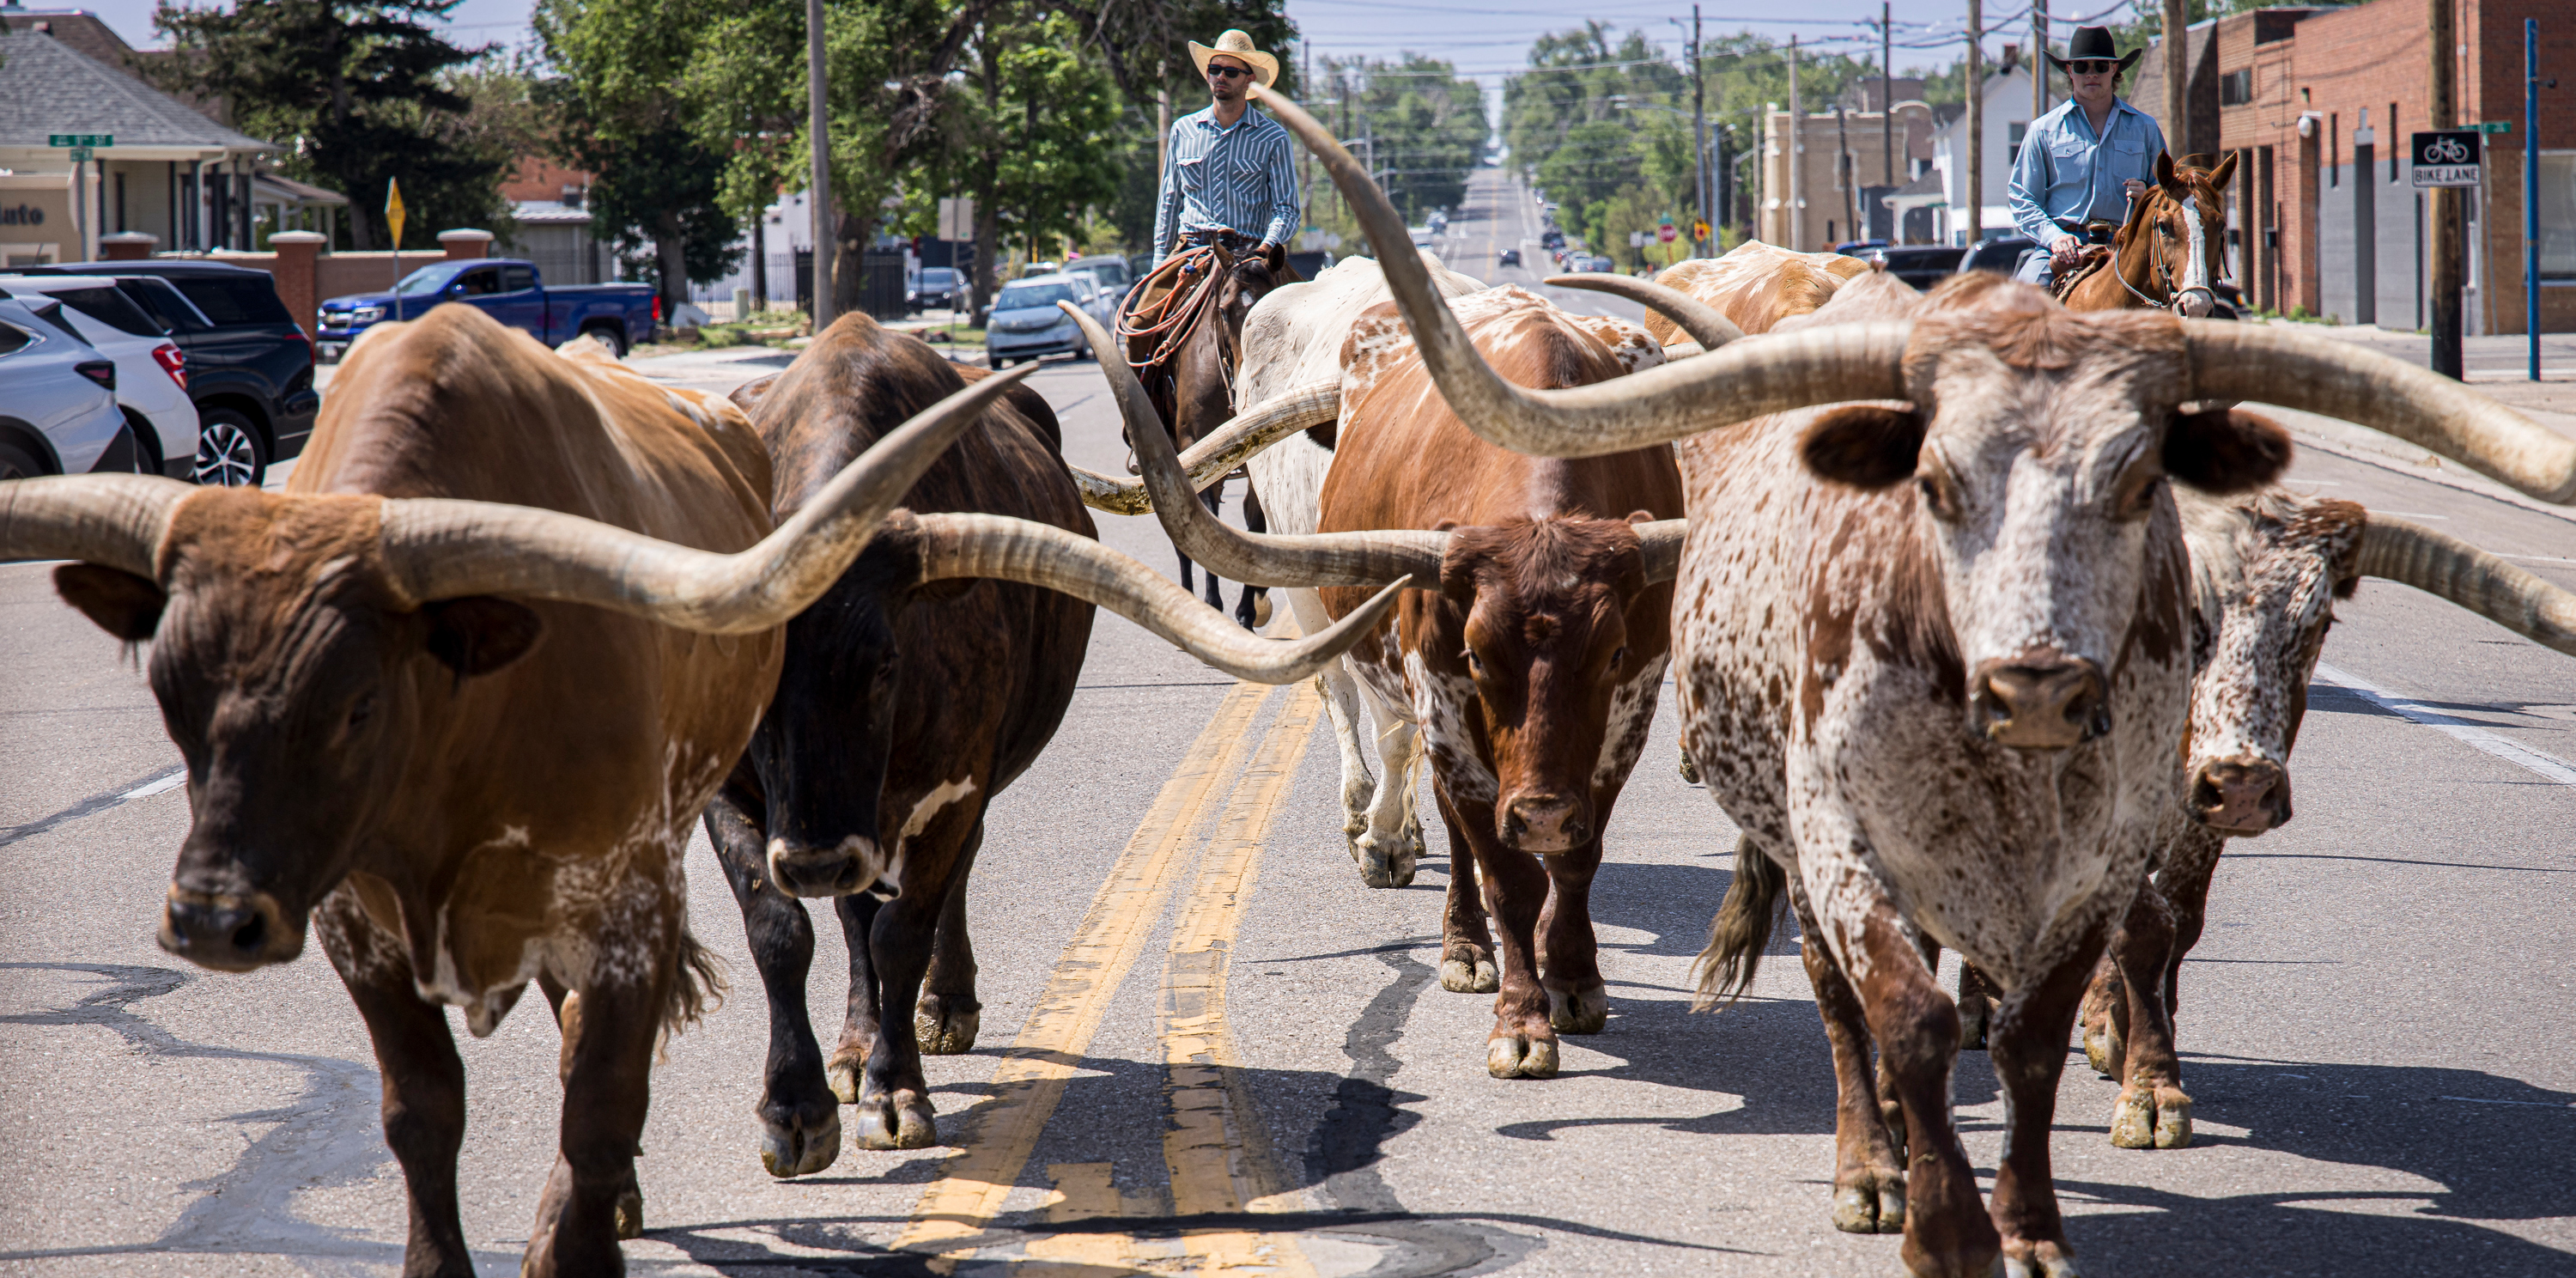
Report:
1657,222,1677,243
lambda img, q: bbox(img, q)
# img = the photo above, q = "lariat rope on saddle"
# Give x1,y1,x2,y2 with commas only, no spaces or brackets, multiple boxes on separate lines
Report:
1116,245,1242,421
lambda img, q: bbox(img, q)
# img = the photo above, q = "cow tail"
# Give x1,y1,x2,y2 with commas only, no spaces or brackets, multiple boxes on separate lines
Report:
1692,834,1787,1011
662,927,729,1040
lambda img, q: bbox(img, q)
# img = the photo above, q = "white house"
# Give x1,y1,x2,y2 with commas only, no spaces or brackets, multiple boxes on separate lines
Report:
1924,60,2039,246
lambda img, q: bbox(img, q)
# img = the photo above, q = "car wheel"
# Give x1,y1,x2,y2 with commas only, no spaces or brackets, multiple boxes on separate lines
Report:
582,324,629,359
991,356,1011,369
193,408,268,487
0,439,46,481
123,411,166,476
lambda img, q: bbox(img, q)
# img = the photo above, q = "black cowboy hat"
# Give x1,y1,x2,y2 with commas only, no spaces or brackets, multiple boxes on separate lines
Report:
2046,26,2142,74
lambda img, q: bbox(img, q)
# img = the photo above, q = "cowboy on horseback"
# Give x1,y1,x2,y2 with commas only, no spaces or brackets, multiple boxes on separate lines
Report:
2008,26,2167,289
1149,28,1299,271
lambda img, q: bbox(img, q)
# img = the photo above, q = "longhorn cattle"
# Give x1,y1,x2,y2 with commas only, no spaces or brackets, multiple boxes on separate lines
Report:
1067,287,1688,1078
701,315,1398,1166
1624,240,1869,344
1262,78,2576,1277
1,304,1396,1271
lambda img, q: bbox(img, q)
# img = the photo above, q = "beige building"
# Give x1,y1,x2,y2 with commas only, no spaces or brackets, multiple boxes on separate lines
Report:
1758,99,1936,251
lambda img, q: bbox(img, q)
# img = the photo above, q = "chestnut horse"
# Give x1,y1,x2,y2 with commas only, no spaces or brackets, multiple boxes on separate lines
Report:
2055,152,2239,318
1121,237,1299,627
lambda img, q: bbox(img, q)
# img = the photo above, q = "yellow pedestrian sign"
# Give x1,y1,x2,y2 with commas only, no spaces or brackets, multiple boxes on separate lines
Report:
386,179,407,249
1693,219,1712,242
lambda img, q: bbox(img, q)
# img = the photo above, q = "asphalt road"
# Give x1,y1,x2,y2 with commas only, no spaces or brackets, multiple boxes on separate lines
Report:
5,175,2576,1276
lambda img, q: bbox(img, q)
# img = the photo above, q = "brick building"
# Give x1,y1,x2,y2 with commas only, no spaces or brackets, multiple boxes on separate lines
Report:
2146,0,2573,333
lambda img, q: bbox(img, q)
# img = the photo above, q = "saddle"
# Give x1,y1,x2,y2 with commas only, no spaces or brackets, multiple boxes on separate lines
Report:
2047,220,2123,301
1119,243,1234,380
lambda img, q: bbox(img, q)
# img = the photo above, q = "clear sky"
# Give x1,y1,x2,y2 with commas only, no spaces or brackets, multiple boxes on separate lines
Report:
64,0,2148,76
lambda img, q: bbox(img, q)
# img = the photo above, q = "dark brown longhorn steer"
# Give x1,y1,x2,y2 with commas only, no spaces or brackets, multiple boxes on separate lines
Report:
701,315,1399,1167
1262,80,2576,1278
1066,291,1690,1078
0,306,1394,1275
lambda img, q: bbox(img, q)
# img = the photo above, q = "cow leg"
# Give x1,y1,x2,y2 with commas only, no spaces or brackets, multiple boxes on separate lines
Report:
703,792,841,1178
2080,953,2124,1078
2106,884,2191,1149
2155,824,2228,1020
525,947,666,1278
1350,676,1424,888
1234,483,1271,630
1789,891,1906,1238
317,891,472,1278
1435,787,1498,993
852,802,985,1149
1839,905,1996,1275
1196,484,1226,612
1460,807,1556,1080
826,891,886,1104
1955,960,2002,1051
1536,840,1607,1035
1984,940,2106,1278
916,819,985,1056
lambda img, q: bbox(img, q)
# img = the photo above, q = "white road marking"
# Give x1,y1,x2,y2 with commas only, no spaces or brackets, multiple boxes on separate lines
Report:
120,768,185,800
2314,662,2576,788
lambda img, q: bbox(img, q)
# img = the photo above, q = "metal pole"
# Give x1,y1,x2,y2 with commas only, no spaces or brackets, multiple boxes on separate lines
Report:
2032,0,2049,121
1965,1,1983,247
806,0,834,330
72,155,87,262
2430,0,2464,378
1692,5,1709,254
2527,17,2542,380
1882,3,1894,190
1789,36,1803,250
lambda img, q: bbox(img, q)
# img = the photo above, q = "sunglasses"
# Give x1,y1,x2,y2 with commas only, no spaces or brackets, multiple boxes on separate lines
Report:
1206,64,1252,79
2069,60,2118,74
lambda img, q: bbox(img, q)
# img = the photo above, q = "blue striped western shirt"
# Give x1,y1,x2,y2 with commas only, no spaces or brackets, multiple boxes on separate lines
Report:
2008,96,2168,246
1152,104,1301,266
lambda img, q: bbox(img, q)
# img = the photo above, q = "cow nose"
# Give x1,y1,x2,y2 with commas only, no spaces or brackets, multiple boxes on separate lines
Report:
159,886,297,971
1971,654,2110,749
2190,755,2292,833
1502,794,1588,854
766,837,874,898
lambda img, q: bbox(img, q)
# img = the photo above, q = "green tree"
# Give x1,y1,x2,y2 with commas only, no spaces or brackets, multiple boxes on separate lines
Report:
154,0,510,249
1504,25,1698,258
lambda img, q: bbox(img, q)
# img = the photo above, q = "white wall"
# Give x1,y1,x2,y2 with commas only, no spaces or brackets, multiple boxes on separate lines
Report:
1931,64,2035,244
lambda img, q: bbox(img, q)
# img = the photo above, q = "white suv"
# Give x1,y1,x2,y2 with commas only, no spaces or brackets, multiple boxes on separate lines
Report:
3,276,200,478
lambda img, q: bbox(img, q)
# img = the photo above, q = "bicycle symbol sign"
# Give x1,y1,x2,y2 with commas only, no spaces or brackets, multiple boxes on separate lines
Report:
2412,131,2482,188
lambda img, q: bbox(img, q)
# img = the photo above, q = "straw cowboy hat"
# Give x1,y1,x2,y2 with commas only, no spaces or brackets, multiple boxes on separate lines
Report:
2045,25,2143,75
1190,29,1280,87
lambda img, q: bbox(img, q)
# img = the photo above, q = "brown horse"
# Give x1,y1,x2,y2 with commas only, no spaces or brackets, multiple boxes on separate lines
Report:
1121,235,1298,627
2055,152,2239,318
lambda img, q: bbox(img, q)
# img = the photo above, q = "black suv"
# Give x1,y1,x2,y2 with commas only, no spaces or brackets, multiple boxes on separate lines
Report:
17,260,319,486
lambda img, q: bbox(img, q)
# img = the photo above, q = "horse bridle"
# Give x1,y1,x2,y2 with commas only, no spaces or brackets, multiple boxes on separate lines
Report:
2109,192,2222,313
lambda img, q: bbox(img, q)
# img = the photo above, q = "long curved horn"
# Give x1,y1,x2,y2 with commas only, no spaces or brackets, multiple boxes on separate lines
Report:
1070,380,1341,515
898,510,1406,683
2184,321,2576,504
1060,300,1448,587
0,472,193,575
1637,518,1687,584
2357,515,2576,656
1251,84,1911,459
373,364,1038,631
1543,274,1747,350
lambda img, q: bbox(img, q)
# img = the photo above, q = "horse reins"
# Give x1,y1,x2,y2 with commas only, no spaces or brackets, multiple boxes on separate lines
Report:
2107,193,2221,313
1117,245,1242,408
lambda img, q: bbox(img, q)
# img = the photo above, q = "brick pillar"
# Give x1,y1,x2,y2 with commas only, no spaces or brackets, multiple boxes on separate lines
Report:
438,228,495,261
2293,121,2322,316
267,231,327,338
99,231,157,261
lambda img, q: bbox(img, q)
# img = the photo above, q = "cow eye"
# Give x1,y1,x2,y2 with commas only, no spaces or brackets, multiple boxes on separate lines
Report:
1462,648,1483,676
346,692,375,731
1610,646,1628,668
1915,464,1962,522
2113,463,2166,520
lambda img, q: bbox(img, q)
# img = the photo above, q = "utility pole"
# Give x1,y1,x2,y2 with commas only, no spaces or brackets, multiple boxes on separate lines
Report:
1692,5,1709,254
2430,0,2463,379
1965,1,1983,247
1837,104,1856,245
2032,0,2049,121
806,0,834,330
1882,2,1895,192
2162,0,2188,158
2527,17,2542,380
1789,36,1803,249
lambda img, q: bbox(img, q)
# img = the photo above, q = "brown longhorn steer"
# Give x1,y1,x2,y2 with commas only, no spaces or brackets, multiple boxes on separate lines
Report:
1267,78,2576,1278
1068,286,1687,1079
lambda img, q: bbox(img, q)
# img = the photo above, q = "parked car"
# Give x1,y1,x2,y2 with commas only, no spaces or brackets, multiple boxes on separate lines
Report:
1831,238,1889,255
1498,248,1522,268
1066,255,1134,302
15,259,319,487
909,266,963,313
1960,235,2041,278
315,259,659,360
1860,245,1971,291
1540,228,1566,252
985,273,1108,368
0,295,135,480
1569,253,1618,273
1,276,199,480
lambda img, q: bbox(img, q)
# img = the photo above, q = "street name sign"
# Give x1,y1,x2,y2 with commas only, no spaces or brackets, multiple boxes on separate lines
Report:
48,134,111,148
2412,131,2482,188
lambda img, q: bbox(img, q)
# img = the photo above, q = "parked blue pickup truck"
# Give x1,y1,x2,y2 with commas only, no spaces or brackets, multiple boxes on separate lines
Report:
313,259,658,361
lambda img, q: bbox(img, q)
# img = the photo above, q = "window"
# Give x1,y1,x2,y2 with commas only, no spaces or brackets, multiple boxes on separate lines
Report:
46,286,163,337
501,265,537,292
395,265,461,296
173,276,295,326
2008,121,2028,163
993,283,1078,311
2389,104,2401,182
2539,153,2576,280
457,267,503,296
0,321,27,357
2221,69,2253,106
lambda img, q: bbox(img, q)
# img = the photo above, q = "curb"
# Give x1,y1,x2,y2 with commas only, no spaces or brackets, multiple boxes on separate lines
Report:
2257,403,2576,528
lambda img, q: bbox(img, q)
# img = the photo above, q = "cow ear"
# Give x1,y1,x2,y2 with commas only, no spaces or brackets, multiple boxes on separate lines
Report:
424,597,544,677
55,563,166,642
1799,405,1926,489
2165,407,2292,494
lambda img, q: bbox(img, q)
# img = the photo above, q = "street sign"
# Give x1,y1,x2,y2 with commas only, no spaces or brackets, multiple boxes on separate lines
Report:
937,197,976,241
386,178,407,248
1658,222,1678,243
2471,120,2512,135
48,134,111,148
1692,220,1711,241
1629,231,1648,247
2412,131,2482,188
68,148,92,162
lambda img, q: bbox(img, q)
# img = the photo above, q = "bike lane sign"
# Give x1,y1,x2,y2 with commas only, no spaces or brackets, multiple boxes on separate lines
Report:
2412,131,2481,187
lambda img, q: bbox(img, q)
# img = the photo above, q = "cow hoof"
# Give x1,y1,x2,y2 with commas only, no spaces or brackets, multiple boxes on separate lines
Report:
758,1106,843,1179
2112,1086,2192,1149
856,1091,939,1150
2001,1241,2084,1277
1440,957,1500,993
1546,986,1607,1035
1485,1034,1559,1080
1829,1172,1905,1234
614,1185,645,1240
1676,750,1700,784
2153,1088,2194,1148
2082,1021,2120,1080
1253,593,1274,629
1958,995,1993,1051
916,1000,980,1056
826,1055,863,1106
1354,830,1416,889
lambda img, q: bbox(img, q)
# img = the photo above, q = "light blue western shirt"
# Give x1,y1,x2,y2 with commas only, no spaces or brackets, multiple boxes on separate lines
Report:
1152,104,1301,267
2008,96,2168,246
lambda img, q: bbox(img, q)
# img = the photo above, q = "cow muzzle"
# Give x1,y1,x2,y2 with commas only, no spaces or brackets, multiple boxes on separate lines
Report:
2189,755,2292,834
1970,652,2111,749
1501,794,1589,854
766,836,879,898
160,885,303,971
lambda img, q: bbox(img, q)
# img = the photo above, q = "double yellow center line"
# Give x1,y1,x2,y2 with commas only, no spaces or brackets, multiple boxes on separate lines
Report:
894,675,1327,1274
